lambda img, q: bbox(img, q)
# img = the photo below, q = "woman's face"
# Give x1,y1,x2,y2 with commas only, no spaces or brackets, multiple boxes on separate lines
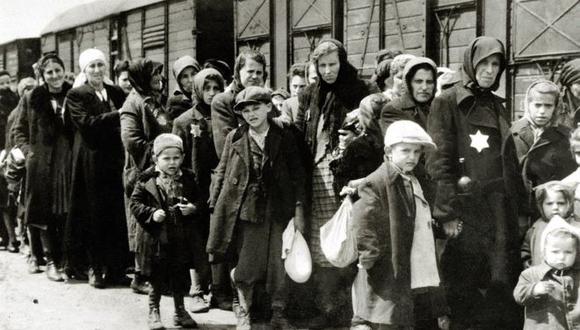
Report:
317,51,340,84
239,59,265,87
202,79,221,105
85,60,107,86
43,62,65,91
178,67,196,94
475,54,501,89
149,72,163,92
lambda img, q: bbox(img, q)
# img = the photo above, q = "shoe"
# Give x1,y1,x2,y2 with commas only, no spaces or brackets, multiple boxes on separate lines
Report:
236,305,251,330
7,244,19,253
271,309,295,329
350,324,372,330
174,306,197,328
27,257,41,274
46,261,64,282
210,295,233,311
88,268,106,289
63,267,88,282
189,294,210,313
148,308,165,330
131,277,152,295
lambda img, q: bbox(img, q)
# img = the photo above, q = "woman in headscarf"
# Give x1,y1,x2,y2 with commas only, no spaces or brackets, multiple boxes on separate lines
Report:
167,55,201,121
120,58,169,295
427,36,528,329
172,67,224,312
66,48,128,289
556,59,580,128
296,38,378,327
11,53,73,281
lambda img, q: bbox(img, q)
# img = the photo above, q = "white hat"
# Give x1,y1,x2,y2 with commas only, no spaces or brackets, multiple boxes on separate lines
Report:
79,48,106,73
384,120,436,150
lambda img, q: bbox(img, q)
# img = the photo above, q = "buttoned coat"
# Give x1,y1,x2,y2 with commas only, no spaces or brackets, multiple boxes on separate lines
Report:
514,263,580,329
207,122,305,258
511,118,576,193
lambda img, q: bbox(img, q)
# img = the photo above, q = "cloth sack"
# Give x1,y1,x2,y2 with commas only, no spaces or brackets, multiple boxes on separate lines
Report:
282,219,312,283
320,196,358,267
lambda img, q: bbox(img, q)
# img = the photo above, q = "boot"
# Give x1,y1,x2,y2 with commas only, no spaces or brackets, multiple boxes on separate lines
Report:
173,294,197,328
46,260,64,282
27,256,41,274
148,290,164,330
131,273,152,295
271,308,295,330
88,267,105,289
233,269,253,330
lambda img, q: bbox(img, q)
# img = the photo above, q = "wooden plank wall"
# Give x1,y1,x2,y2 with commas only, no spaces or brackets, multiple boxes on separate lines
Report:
345,0,426,78
74,20,111,74
57,32,74,74
4,43,19,77
431,3,476,71
41,34,57,54
167,0,195,94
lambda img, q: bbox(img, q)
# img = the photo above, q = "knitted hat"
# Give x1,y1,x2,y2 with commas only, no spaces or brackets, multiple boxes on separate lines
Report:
153,133,183,156
234,86,272,113
79,48,106,73
384,120,436,150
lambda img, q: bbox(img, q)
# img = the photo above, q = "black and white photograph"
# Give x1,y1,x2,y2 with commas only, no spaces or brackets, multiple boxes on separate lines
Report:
0,0,579,329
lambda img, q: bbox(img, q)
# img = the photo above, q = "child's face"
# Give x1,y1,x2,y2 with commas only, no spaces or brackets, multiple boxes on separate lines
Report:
544,236,577,270
542,190,570,219
155,147,183,176
388,142,423,173
527,91,556,127
240,102,270,129
202,80,221,105
272,95,285,112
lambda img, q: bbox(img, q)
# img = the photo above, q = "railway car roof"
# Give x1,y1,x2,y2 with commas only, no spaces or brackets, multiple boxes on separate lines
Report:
41,0,163,35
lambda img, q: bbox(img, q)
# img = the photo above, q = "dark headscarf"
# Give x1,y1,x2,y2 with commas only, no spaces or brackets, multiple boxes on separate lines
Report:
37,53,66,81
308,38,377,152
127,58,163,97
558,59,580,127
403,56,437,105
192,68,224,105
462,36,506,92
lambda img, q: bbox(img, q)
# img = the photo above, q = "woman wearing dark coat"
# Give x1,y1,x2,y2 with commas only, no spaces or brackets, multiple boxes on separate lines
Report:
66,48,128,288
11,53,73,281
120,58,169,294
426,36,528,329
295,38,378,326
555,59,580,128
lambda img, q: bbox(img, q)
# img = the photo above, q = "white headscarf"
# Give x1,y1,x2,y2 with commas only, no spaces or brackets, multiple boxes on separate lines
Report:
73,48,113,88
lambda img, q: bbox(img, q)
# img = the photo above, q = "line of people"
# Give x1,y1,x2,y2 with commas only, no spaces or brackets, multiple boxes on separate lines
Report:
0,36,580,330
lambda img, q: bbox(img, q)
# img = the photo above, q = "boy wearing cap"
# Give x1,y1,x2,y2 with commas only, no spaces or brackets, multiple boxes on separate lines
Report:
207,86,305,329
352,120,449,330
130,133,202,330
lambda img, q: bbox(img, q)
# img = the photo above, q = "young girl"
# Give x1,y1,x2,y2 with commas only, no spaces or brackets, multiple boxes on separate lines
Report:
521,181,578,268
130,134,201,330
207,86,305,329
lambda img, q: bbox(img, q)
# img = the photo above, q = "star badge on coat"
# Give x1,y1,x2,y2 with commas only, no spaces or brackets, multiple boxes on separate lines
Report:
190,124,201,137
470,130,489,153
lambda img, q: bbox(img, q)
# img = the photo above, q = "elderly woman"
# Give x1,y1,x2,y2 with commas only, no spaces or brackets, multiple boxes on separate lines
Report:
66,48,128,289
556,59,580,128
167,55,201,121
296,38,378,327
120,58,169,295
11,53,73,281
427,36,528,328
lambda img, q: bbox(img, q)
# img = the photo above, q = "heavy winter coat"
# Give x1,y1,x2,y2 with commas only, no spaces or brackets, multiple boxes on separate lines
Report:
511,118,576,194
12,83,73,226
207,122,305,257
0,88,19,149
66,83,127,268
130,167,203,276
211,81,244,158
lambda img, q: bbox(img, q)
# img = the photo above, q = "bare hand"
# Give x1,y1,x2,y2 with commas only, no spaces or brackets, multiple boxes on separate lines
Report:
438,315,450,330
153,209,166,223
178,202,197,216
443,219,463,238
533,281,556,296
339,186,357,197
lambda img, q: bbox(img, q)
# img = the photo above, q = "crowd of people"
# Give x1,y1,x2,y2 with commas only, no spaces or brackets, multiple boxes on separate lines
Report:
1,35,580,330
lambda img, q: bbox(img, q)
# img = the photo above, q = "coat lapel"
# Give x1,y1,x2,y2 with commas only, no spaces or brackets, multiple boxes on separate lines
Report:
144,178,163,206
231,128,251,167
263,124,282,169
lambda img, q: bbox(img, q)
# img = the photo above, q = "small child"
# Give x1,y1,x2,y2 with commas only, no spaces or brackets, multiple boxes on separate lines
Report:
521,181,579,268
352,120,449,329
514,227,580,329
130,133,201,330
207,86,305,330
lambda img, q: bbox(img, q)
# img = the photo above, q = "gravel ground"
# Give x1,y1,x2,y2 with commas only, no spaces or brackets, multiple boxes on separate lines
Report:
0,250,236,330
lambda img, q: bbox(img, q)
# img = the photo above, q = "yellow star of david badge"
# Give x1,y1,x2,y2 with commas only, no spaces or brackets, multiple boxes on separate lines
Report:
469,130,489,153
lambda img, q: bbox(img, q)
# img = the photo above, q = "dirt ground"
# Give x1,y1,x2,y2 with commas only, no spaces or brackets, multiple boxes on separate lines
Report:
0,250,236,330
